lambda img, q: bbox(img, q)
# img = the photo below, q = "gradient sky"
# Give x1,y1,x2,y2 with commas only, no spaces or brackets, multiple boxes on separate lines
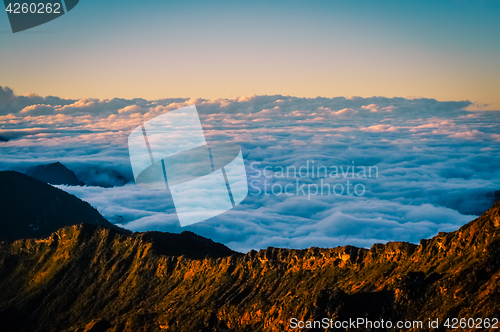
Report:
1,0,499,109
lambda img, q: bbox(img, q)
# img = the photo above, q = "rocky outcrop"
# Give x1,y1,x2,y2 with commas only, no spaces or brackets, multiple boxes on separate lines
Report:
0,201,499,332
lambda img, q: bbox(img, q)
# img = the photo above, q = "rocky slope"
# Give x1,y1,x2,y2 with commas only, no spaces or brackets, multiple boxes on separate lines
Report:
0,171,119,240
0,201,499,331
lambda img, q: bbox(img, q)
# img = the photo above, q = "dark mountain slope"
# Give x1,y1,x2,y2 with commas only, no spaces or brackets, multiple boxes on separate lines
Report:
0,171,117,240
0,201,498,331
25,162,85,186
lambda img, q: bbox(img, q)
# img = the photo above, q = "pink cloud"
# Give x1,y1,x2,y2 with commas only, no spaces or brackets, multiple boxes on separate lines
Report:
118,105,143,114
331,108,357,116
361,104,396,113
20,104,55,116
361,124,399,132
361,104,379,112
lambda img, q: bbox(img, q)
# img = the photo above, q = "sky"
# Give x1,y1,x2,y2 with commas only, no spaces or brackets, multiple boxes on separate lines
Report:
1,0,500,109
1,88,499,252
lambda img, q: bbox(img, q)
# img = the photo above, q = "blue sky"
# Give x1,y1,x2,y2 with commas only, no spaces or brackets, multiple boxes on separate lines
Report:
1,0,499,108
0,1,499,251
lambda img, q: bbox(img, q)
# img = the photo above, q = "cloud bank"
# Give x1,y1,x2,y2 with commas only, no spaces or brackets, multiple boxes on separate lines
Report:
1,86,499,252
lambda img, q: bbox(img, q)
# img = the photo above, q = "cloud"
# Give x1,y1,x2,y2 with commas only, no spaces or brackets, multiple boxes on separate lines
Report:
0,86,498,252
361,104,397,113
448,130,490,140
56,98,140,115
361,104,380,112
0,86,75,116
331,108,358,117
20,104,55,116
0,86,15,106
361,124,399,132
118,105,144,114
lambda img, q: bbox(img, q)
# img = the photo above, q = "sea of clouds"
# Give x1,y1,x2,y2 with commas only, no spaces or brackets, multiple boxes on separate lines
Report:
1,86,499,252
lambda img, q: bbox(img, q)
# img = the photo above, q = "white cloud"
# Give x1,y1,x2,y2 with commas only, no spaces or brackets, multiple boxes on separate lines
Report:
1,87,499,252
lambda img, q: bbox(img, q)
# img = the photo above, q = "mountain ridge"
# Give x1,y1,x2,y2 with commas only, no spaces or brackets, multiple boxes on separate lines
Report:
0,171,123,240
0,201,498,331
25,162,85,186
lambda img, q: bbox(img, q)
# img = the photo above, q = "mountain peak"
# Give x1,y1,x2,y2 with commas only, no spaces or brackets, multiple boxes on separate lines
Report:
25,161,85,186
0,171,118,241
0,202,498,331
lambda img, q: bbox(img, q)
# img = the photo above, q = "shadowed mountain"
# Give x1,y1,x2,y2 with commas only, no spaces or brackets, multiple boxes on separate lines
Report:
25,162,85,186
487,190,500,201
0,171,120,240
0,186,499,331
77,166,130,188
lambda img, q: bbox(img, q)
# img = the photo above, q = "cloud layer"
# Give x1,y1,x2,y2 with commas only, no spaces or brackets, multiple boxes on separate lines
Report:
1,86,499,252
